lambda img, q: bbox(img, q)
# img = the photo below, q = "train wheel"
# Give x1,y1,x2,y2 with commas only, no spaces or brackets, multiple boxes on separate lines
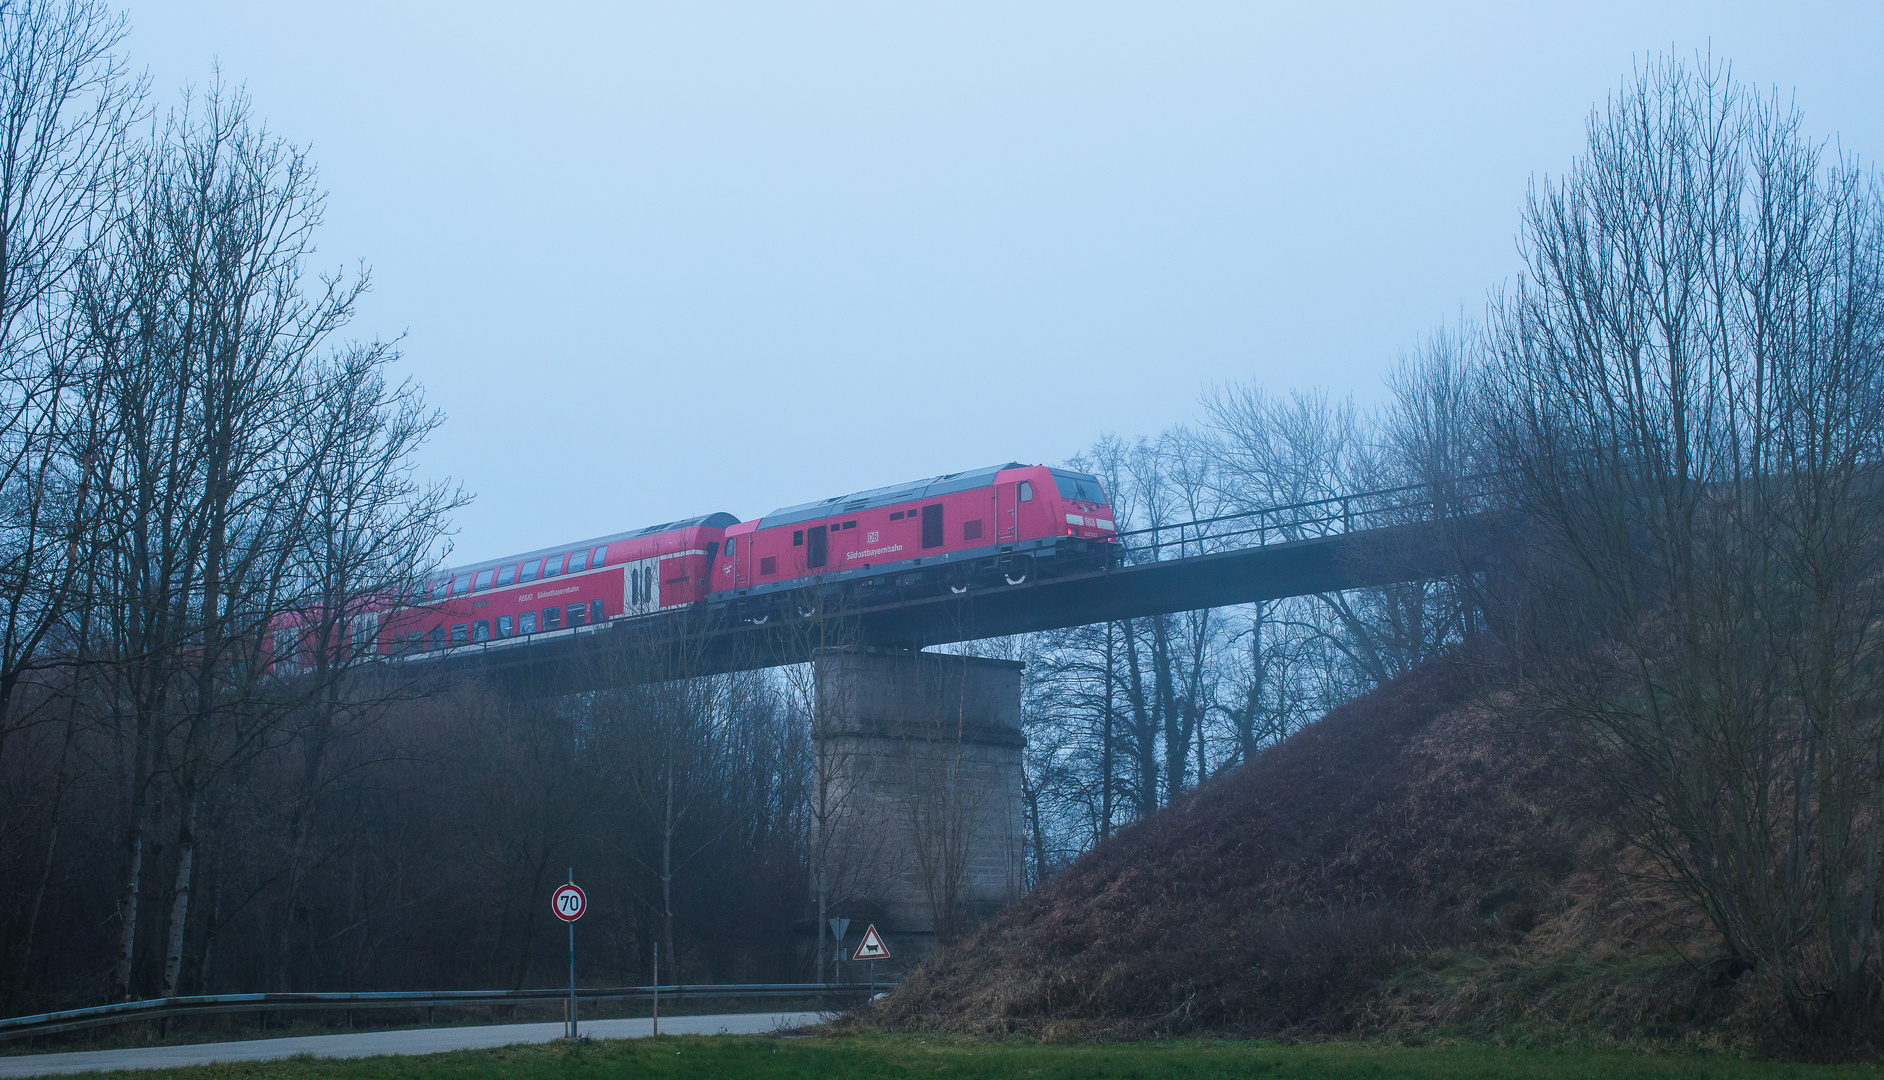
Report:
745,614,769,626
1004,565,1030,586
950,583,970,594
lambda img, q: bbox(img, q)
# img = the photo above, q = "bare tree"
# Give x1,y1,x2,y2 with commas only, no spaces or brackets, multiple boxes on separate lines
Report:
1482,54,1884,1035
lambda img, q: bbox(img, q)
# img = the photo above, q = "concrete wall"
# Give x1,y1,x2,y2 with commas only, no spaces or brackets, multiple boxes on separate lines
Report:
812,648,1024,972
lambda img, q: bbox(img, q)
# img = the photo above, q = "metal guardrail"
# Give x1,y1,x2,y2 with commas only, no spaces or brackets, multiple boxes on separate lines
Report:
1112,474,1502,563
0,983,874,1042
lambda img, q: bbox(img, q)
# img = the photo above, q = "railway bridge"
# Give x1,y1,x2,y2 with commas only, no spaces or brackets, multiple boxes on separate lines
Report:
424,481,1503,969
431,482,1501,693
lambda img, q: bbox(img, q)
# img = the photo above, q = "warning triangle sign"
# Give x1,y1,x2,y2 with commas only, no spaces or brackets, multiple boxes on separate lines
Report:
851,923,891,961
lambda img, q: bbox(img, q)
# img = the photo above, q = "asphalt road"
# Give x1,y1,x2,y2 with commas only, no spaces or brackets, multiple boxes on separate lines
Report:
0,1011,825,1077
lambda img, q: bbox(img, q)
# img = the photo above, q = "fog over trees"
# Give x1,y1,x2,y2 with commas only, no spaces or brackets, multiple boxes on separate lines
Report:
0,2,1878,1043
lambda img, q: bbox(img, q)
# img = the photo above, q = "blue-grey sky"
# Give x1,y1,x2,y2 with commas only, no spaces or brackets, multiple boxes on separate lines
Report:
121,2,1883,562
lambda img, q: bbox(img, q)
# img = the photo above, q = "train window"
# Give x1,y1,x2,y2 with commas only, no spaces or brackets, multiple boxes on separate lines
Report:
497,564,516,587
793,530,803,546
964,519,983,541
473,619,491,642
890,511,904,520
453,576,470,596
428,626,446,651
806,526,828,569
1018,481,1033,502
726,538,736,558
520,559,540,583
567,602,588,627
520,610,538,634
921,504,944,549
543,606,562,631
404,632,423,656
592,546,608,567
1052,471,1107,503
450,624,468,646
431,578,449,600
843,521,856,530
543,555,563,578
568,550,588,573
760,556,776,576
474,569,494,591
498,615,514,638
590,599,604,624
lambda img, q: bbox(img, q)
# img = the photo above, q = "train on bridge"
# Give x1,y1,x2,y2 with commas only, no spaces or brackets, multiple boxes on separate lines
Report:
273,462,1116,667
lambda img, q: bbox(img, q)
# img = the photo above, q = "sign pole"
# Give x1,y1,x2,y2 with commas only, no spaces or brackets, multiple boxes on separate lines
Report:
651,942,659,1037
550,876,587,1040
566,869,576,1039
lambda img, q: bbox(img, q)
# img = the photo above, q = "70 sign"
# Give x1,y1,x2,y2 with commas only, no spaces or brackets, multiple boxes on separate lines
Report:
553,883,587,922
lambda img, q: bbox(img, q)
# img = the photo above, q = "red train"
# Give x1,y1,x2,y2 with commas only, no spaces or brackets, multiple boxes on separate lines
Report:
273,462,1115,667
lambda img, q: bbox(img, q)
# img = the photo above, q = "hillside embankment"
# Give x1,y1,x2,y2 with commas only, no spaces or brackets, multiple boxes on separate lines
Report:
849,659,1772,1049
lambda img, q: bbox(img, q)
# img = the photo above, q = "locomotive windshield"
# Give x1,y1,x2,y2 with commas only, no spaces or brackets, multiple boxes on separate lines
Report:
1050,470,1107,504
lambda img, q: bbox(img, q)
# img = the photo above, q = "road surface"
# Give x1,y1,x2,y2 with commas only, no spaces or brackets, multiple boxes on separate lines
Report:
0,1010,823,1077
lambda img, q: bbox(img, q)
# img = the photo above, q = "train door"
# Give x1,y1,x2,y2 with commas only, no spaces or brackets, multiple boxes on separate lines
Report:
731,534,750,590
627,557,661,615
998,482,1025,543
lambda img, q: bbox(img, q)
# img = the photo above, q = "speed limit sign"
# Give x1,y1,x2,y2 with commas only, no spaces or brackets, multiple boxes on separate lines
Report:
553,883,587,922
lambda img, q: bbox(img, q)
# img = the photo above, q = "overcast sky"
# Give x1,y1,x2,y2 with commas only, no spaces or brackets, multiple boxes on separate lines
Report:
119,1,1883,562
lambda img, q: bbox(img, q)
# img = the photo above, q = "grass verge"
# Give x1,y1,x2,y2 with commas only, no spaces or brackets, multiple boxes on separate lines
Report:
37,1034,1884,1079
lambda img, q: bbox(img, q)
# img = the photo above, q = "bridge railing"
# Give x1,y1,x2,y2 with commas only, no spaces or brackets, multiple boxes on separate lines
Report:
1110,474,1501,564
0,983,872,1042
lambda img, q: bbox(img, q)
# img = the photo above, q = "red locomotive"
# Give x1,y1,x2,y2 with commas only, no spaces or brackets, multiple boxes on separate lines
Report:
269,463,1114,668
712,462,1115,623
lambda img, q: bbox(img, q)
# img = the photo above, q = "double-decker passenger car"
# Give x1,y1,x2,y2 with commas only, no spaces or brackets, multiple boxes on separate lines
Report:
361,513,738,658
705,462,1115,622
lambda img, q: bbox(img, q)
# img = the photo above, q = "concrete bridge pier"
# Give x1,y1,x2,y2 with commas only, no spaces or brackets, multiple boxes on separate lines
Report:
811,647,1025,978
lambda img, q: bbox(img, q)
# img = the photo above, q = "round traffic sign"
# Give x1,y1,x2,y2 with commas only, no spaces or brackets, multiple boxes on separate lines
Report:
552,883,587,922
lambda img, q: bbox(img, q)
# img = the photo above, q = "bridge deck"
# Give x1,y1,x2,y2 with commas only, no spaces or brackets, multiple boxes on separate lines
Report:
425,514,1494,691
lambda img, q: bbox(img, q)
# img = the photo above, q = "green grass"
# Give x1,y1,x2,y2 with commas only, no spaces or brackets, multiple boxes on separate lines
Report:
43,1035,1884,1080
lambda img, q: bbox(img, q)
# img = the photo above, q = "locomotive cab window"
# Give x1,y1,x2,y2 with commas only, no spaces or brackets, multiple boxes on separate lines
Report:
725,538,736,558
1051,471,1107,503
1018,481,1033,502
921,504,944,549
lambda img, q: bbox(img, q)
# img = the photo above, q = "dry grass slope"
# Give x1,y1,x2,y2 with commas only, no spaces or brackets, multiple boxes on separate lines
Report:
857,659,1765,1049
